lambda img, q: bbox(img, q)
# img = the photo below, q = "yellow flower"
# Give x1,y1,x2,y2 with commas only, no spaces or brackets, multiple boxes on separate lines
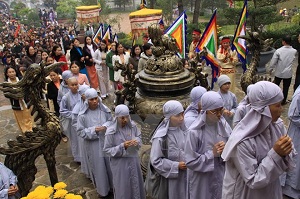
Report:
73,195,83,199
45,186,54,195
54,182,67,190
53,189,68,198
65,193,83,199
21,197,28,199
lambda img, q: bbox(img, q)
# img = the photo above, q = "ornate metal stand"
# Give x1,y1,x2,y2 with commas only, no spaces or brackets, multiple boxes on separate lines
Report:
0,63,64,196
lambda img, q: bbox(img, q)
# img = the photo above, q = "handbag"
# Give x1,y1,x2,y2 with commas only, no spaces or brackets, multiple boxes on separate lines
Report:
144,137,168,199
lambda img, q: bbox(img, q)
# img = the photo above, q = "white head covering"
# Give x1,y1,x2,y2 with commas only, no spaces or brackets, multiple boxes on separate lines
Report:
105,104,134,135
78,85,90,96
78,88,111,115
239,84,254,106
61,70,73,80
217,74,231,87
188,91,231,138
115,104,130,117
151,100,185,140
222,81,283,161
184,86,207,114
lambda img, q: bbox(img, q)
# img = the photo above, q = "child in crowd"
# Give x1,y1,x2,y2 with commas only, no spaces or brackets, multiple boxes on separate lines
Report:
217,75,237,128
69,61,89,86
149,100,187,199
185,91,231,199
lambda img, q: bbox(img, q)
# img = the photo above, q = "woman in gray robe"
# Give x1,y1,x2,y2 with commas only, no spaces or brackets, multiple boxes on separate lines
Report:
222,81,296,199
281,85,300,199
71,84,90,177
103,104,145,199
184,86,207,128
0,163,19,199
150,100,187,199
185,91,232,199
77,88,113,197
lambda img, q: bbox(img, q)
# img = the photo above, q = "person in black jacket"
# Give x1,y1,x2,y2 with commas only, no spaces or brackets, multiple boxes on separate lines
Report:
47,67,62,116
70,38,87,76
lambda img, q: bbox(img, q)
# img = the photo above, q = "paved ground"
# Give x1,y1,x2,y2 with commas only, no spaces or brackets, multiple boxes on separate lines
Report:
0,55,298,198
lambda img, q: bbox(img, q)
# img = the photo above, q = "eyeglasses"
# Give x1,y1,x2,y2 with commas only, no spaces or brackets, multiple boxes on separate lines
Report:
208,108,224,115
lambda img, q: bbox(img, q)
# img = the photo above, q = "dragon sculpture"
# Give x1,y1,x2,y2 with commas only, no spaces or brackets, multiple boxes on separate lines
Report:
0,62,64,196
240,31,273,93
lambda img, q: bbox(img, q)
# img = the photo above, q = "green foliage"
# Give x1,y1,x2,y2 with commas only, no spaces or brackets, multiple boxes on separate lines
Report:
56,0,80,20
155,0,173,24
81,0,99,6
291,14,300,24
43,0,57,9
17,8,41,27
186,23,207,45
118,32,134,47
10,1,27,18
262,24,300,49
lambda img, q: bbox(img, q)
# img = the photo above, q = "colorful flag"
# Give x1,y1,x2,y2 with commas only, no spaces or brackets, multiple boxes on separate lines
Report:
158,18,164,29
113,33,119,43
131,34,136,47
93,23,103,45
232,0,248,72
196,10,219,89
165,11,187,58
102,25,112,43
14,24,21,38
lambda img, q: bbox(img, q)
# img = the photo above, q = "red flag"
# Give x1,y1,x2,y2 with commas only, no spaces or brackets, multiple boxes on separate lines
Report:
14,24,21,38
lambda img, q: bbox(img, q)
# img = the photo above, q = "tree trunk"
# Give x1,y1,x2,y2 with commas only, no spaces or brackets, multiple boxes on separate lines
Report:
192,0,201,24
178,0,184,15
150,0,155,8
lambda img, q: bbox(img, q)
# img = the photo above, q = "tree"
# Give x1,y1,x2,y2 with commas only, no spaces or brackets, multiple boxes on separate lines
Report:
177,0,184,15
56,0,80,20
19,8,40,27
192,0,202,24
10,1,27,18
81,0,99,6
43,0,57,9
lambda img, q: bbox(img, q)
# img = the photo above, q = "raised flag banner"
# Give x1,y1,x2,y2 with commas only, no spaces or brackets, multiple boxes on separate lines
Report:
113,33,119,43
196,10,219,89
102,25,112,42
131,34,136,47
165,11,187,58
158,18,164,29
93,23,103,45
232,0,248,72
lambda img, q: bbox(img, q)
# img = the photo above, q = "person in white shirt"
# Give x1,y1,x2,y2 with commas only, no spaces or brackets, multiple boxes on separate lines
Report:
269,35,297,105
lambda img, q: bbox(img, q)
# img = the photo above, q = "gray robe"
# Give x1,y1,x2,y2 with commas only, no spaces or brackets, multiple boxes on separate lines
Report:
222,120,295,199
60,91,81,162
0,163,18,199
77,106,113,196
218,90,237,128
184,108,198,128
185,124,229,199
104,121,146,199
150,127,187,199
72,101,90,177
281,88,300,198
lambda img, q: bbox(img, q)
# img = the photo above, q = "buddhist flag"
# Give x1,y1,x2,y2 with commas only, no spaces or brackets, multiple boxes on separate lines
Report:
196,10,219,89
158,18,164,29
102,25,112,43
93,23,103,45
113,33,119,43
165,11,187,58
232,0,248,72
14,24,21,38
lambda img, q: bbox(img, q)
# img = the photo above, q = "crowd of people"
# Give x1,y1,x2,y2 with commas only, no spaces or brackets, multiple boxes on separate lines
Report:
1,7,300,199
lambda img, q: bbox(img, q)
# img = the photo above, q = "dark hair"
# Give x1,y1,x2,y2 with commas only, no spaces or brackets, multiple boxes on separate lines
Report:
4,66,17,81
282,35,292,45
51,45,62,57
84,35,93,46
70,61,81,69
131,44,142,57
71,38,80,44
115,43,126,55
48,65,62,75
99,39,108,52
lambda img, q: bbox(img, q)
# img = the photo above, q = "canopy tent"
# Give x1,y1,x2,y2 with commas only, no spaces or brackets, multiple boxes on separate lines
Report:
76,4,101,25
129,8,162,37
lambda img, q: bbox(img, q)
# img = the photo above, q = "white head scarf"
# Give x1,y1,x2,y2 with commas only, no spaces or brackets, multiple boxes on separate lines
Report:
72,85,90,115
78,85,90,96
78,88,110,115
188,91,231,137
61,70,73,80
184,86,207,114
239,84,254,106
222,81,283,161
151,100,185,141
105,104,134,135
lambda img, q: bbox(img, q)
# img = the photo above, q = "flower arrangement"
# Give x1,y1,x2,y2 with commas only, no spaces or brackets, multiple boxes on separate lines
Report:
21,182,83,199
